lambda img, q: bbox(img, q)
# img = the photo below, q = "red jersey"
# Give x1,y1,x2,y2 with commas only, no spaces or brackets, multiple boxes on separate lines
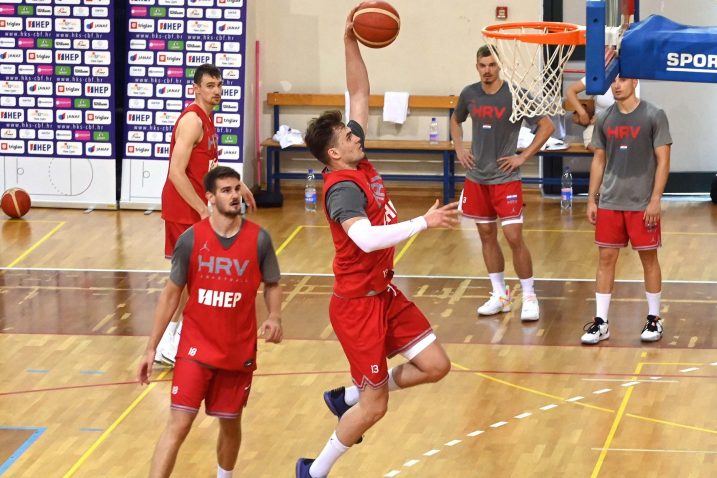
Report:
178,218,263,371
161,103,219,224
322,159,398,298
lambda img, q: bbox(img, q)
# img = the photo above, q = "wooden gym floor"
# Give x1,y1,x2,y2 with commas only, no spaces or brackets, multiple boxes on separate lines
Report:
1,187,716,477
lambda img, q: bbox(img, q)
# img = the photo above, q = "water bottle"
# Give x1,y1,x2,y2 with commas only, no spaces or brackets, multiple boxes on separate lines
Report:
561,167,573,210
428,117,439,144
304,169,317,212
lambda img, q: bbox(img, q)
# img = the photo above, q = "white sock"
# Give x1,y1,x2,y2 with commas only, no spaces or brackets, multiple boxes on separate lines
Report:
175,320,183,336
489,272,507,297
343,386,360,406
387,368,401,391
217,465,233,478
520,277,535,296
595,293,611,322
309,431,349,478
646,291,661,317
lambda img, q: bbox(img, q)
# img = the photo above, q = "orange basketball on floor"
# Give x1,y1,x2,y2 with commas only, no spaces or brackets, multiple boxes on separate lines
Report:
1,188,31,218
352,1,400,48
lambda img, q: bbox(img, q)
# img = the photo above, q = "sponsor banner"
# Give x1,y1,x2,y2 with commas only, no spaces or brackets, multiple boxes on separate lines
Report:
0,1,117,208
122,0,247,207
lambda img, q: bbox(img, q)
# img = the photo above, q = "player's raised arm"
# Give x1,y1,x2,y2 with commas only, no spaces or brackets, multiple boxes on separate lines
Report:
345,6,369,133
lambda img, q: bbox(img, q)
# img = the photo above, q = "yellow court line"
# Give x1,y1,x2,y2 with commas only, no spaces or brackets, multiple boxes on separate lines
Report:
63,369,171,478
591,362,643,478
5,221,65,268
452,361,717,435
275,225,303,256
451,362,613,413
394,234,419,265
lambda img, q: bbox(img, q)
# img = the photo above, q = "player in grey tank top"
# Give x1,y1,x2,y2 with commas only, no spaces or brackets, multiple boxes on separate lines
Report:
450,45,555,322
581,76,672,346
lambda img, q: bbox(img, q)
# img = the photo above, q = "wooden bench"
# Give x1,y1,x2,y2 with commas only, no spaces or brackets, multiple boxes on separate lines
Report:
261,93,459,203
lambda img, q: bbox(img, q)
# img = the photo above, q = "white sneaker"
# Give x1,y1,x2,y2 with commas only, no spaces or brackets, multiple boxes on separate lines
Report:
477,292,512,316
581,317,609,344
640,315,663,342
520,294,540,321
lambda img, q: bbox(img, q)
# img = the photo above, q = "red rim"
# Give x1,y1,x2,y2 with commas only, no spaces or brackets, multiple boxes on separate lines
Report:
482,21,586,46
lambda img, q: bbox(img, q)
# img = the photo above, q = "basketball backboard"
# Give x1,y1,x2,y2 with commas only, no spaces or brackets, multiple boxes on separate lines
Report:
585,0,638,94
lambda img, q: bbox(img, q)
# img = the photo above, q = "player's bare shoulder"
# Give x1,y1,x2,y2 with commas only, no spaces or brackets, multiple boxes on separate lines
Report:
175,110,204,145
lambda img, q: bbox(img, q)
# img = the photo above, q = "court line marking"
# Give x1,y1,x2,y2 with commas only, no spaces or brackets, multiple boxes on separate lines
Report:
591,362,643,478
0,426,46,475
394,234,418,265
5,221,65,268
62,369,171,478
591,447,717,454
275,225,303,256
4,267,717,285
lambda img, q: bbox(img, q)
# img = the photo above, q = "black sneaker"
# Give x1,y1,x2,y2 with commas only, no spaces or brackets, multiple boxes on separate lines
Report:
581,317,609,344
640,315,663,342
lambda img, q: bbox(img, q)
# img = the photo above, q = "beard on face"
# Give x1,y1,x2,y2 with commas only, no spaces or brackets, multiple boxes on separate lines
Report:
215,201,242,218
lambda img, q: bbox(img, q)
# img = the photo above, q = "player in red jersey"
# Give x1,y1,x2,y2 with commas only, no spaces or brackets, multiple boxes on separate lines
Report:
138,166,281,478
156,64,257,366
295,9,460,478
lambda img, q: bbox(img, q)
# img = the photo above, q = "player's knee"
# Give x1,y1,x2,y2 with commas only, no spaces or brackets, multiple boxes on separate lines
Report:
361,396,389,423
427,357,451,382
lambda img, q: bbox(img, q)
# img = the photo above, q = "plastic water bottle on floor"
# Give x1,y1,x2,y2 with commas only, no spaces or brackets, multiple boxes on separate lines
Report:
305,169,317,212
428,117,439,144
561,167,573,210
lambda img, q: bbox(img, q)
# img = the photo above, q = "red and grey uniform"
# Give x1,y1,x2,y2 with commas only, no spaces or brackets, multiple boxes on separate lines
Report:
161,103,219,257
591,100,672,249
454,81,542,225
169,218,281,417
323,121,435,390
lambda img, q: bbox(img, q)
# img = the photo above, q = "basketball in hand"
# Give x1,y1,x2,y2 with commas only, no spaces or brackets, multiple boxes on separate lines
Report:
1,188,31,218
352,1,400,48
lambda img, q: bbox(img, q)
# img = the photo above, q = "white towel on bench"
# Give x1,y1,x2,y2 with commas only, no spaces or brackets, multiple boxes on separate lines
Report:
273,124,304,149
383,91,409,124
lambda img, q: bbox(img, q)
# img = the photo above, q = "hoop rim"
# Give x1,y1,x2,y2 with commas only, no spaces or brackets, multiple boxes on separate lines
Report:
482,21,586,46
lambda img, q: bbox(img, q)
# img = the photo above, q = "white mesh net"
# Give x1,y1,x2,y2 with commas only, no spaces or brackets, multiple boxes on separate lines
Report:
483,25,579,123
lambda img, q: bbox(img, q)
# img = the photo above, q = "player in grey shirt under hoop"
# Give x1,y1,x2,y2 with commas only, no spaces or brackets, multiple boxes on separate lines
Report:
450,45,554,322
581,76,672,346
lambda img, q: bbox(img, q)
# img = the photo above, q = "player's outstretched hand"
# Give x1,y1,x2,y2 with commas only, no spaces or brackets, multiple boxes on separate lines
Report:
137,350,154,385
259,317,283,344
345,5,359,41
239,181,257,212
423,200,460,229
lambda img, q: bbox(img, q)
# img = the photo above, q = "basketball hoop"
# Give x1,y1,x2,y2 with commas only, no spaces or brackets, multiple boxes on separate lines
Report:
482,21,586,122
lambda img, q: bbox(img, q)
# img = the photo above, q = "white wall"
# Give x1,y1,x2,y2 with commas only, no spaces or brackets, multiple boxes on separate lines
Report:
243,0,543,184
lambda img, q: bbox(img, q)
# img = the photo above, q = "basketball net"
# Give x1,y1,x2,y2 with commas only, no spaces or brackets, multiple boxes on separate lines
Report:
483,23,584,123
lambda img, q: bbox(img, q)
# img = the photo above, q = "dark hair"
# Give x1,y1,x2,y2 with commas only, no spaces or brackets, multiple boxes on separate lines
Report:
194,63,222,85
304,110,345,165
204,166,241,193
477,45,497,61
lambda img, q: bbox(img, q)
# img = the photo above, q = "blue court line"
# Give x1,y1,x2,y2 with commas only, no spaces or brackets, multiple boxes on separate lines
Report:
0,427,46,476
79,371,105,375
25,369,48,374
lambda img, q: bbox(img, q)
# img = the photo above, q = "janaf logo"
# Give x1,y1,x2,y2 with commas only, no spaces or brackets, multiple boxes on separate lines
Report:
666,52,717,72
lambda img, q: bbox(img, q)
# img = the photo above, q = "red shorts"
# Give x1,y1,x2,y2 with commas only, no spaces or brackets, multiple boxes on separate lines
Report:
595,208,661,250
329,284,435,390
459,179,524,225
165,220,192,258
170,358,253,419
